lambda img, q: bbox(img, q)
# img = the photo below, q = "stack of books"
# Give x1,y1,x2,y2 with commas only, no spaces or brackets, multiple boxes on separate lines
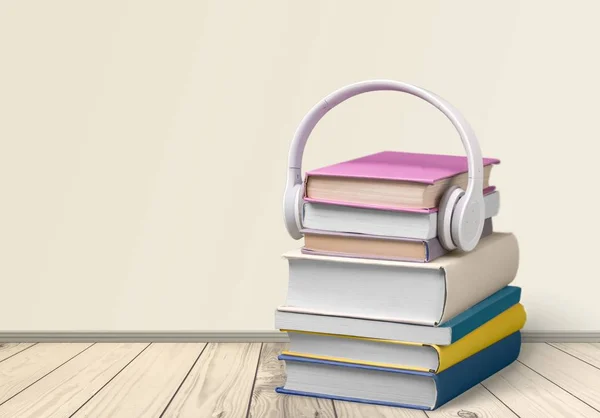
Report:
275,151,525,411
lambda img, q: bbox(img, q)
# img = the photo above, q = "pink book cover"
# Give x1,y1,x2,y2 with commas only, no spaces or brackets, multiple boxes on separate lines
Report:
304,151,500,213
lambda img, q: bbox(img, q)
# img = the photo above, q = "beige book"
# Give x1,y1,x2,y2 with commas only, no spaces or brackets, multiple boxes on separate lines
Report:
305,233,428,261
281,232,519,326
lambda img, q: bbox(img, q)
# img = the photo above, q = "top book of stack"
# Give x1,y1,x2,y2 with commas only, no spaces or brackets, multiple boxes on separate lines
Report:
300,151,501,262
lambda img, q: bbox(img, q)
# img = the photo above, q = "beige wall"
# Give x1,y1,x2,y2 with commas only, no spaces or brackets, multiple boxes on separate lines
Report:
0,1,597,332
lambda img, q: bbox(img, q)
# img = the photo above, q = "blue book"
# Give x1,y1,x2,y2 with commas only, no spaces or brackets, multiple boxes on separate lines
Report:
276,331,521,410
276,286,521,345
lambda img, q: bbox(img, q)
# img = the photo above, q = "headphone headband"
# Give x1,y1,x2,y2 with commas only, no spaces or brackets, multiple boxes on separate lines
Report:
286,80,484,199
283,79,486,246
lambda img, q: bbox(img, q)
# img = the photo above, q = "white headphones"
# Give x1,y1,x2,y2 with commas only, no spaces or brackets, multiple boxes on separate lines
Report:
283,79,486,252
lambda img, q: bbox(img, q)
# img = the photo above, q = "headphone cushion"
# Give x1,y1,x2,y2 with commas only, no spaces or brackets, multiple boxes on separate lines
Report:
283,184,303,239
293,185,303,232
437,186,464,251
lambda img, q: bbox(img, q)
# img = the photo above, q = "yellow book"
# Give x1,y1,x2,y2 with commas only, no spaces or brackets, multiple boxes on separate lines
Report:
282,303,526,373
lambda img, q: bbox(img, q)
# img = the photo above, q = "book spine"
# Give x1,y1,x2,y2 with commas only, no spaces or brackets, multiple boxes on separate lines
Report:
441,233,520,324
433,331,521,408
447,286,521,343
425,238,442,262
436,303,526,372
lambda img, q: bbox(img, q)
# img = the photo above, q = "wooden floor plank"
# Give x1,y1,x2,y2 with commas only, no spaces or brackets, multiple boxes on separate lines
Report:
519,343,600,411
0,343,36,363
162,343,261,418
426,384,518,418
334,400,427,417
247,343,336,418
550,343,600,369
0,343,91,405
71,343,205,418
483,360,600,418
1,342,599,417
0,343,148,418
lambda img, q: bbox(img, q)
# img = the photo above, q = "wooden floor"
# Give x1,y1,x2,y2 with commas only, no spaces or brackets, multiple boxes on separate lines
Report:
0,343,599,417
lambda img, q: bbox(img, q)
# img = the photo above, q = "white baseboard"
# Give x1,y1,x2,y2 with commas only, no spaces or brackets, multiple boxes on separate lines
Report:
0,332,289,343
0,331,599,343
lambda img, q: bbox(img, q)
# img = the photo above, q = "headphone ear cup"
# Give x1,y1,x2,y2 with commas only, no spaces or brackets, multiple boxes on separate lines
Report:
437,186,464,251
451,192,485,252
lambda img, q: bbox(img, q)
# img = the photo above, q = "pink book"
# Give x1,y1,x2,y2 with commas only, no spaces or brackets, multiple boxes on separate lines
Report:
304,151,500,212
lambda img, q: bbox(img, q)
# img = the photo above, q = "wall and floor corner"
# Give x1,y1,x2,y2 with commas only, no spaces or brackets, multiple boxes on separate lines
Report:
0,1,598,342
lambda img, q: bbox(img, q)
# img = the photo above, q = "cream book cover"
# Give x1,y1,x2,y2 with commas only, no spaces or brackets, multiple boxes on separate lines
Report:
282,232,519,325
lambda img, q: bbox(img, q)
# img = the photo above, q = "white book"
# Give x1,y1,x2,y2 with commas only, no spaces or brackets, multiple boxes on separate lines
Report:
302,190,500,239
275,309,453,345
282,358,438,408
280,232,519,326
